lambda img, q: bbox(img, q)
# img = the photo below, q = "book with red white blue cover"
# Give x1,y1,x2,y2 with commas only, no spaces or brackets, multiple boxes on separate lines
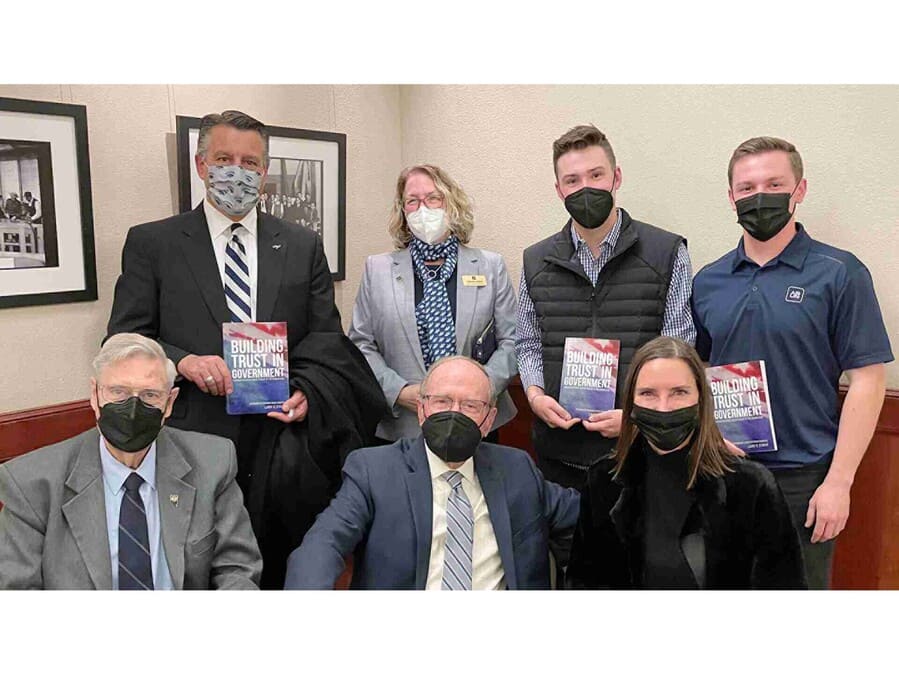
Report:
558,338,620,419
223,322,290,415
705,360,777,453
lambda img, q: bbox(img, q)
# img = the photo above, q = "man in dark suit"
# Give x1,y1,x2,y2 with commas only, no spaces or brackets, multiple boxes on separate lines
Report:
284,356,580,590
108,110,341,442
0,334,261,590
105,110,379,588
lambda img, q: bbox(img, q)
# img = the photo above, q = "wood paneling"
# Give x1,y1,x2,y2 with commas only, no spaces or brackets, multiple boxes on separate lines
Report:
0,399,94,463
831,393,899,589
497,381,536,462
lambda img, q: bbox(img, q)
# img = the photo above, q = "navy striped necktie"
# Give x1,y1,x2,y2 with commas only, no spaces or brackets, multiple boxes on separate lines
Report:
224,223,253,322
118,472,154,590
441,470,473,590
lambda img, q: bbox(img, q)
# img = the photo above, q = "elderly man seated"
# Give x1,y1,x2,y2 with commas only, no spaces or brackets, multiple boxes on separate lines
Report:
284,355,580,590
0,333,262,590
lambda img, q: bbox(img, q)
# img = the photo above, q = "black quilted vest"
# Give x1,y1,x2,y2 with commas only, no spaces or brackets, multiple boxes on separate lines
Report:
522,209,684,466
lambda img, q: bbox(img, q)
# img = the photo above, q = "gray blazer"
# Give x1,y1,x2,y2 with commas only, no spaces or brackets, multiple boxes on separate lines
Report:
349,244,518,440
0,427,262,590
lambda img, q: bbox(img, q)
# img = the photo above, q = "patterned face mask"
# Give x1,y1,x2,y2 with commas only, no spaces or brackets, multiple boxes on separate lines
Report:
206,164,263,218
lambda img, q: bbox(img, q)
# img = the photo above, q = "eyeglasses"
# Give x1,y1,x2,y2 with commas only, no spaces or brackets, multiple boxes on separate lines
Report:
98,385,169,407
403,193,444,211
421,395,490,417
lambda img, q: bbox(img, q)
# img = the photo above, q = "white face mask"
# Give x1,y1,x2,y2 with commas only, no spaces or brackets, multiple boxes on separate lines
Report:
406,205,448,245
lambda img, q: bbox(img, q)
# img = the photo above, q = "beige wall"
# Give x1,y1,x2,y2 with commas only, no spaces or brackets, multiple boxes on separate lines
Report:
399,85,899,386
1,84,896,412
0,85,401,412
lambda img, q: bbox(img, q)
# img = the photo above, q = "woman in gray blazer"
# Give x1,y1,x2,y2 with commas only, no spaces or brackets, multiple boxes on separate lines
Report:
349,164,518,441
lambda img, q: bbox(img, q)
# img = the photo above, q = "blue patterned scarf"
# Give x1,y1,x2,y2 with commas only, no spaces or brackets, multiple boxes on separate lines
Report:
410,235,459,368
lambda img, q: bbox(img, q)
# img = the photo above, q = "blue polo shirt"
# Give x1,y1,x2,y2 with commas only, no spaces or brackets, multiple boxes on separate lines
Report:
692,224,893,468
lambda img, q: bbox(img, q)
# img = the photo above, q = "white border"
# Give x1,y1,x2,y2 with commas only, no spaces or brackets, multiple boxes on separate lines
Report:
0,109,87,296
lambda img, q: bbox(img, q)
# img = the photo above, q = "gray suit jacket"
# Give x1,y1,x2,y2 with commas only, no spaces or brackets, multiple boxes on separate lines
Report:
0,427,262,590
349,245,518,440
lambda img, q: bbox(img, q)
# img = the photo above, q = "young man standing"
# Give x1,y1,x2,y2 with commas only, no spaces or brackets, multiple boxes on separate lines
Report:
692,136,893,589
517,124,695,489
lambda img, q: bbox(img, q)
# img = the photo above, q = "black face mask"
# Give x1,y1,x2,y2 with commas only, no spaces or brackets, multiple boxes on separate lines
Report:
97,395,165,453
563,186,614,230
735,189,796,242
630,404,699,452
422,410,486,464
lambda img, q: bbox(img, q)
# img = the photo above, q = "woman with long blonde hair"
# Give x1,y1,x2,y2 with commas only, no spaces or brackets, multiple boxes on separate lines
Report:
348,164,518,441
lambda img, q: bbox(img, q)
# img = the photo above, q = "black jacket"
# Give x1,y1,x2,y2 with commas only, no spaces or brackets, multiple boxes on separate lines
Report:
106,204,343,443
567,445,807,589
522,211,684,466
247,332,388,589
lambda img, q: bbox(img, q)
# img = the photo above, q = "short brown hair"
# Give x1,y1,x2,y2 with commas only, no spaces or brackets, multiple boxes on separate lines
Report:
196,109,269,164
613,336,735,489
552,124,616,176
728,136,803,186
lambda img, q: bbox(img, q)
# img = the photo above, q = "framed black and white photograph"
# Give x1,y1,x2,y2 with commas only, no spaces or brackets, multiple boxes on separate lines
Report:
176,116,346,281
0,97,97,309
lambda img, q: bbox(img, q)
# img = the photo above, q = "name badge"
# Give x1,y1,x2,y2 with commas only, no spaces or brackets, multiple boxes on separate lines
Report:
462,275,487,287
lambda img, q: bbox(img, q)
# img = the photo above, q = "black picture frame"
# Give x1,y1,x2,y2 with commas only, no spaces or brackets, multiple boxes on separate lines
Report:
176,115,346,281
0,97,97,309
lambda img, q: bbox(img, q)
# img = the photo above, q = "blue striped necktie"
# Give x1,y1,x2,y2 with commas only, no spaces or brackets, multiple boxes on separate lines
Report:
118,473,154,590
442,470,473,590
224,223,253,322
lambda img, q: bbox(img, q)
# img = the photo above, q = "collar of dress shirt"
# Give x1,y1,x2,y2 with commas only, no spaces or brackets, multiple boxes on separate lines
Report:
570,207,622,253
204,197,258,242
99,434,158,495
424,440,476,486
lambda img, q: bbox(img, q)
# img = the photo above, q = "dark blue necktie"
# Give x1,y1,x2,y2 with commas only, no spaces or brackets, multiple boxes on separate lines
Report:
225,223,253,322
118,473,154,590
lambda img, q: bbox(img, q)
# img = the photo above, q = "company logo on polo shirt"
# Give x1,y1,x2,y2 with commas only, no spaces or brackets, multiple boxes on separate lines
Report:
785,286,805,303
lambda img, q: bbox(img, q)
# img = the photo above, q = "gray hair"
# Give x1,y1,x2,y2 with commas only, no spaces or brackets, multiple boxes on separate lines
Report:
93,333,177,389
196,109,270,165
419,355,497,405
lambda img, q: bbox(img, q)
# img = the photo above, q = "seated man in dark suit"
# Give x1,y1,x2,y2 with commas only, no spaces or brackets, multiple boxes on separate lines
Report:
0,333,262,590
284,356,580,590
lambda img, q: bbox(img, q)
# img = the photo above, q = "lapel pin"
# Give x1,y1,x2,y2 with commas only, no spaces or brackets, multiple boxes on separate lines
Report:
272,244,282,250
170,494,179,506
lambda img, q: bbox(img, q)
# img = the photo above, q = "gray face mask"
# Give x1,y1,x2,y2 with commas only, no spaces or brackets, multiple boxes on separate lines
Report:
206,164,263,218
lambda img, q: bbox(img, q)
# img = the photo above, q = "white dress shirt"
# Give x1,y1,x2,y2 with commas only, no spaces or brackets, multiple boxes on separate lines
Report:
204,198,259,319
424,443,506,590
99,437,174,590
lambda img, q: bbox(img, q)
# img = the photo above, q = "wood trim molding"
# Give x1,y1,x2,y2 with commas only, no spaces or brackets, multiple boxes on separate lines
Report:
4,387,896,463
0,399,94,463
868,388,899,435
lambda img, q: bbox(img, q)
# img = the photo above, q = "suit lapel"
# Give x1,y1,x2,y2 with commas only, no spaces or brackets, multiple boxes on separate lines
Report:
178,205,229,326
475,448,517,589
155,429,196,590
403,437,433,589
454,247,480,354
256,214,286,321
61,429,113,590
392,250,426,370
